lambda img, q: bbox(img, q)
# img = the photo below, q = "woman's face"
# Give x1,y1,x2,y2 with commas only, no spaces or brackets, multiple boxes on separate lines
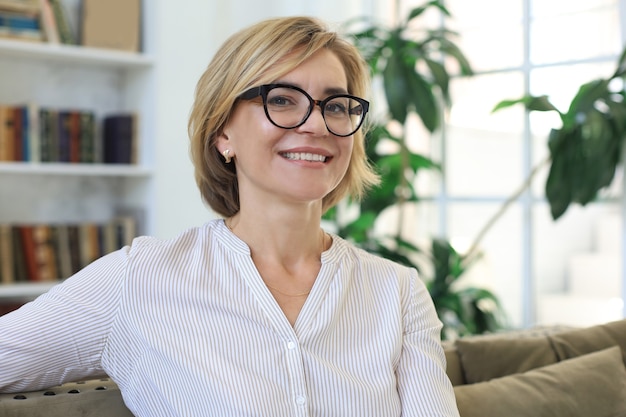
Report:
218,49,354,212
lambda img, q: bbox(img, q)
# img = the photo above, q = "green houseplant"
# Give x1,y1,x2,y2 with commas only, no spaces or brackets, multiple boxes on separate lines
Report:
493,46,626,221
326,1,506,339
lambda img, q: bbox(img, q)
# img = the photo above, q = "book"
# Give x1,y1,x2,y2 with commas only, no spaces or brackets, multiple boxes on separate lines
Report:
20,103,39,162
48,0,73,44
0,0,39,13
78,222,99,268
47,108,59,162
32,223,57,281
0,5,43,42
38,107,52,162
0,105,16,161
114,215,136,247
68,110,80,163
38,0,58,43
0,224,14,284
52,223,72,279
103,113,136,164
67,224,81,274
13,105,24,161
57,109,71,162
18,225,39,281
79,111,95,163
81,0,140,52
11,225,27,281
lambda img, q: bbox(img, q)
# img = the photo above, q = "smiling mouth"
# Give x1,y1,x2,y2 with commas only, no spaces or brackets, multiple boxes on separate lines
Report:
281,152,329,163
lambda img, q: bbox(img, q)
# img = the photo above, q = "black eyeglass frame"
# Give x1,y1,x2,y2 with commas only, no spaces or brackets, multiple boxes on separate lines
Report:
239,83,370,137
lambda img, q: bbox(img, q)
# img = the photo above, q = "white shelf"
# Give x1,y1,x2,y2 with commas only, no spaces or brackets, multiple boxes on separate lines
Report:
0,282,58,299
0,38,153,69
0,162,152,177
0,3,154,303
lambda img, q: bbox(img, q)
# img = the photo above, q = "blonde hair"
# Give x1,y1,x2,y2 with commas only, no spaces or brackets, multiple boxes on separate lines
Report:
188,16,379,217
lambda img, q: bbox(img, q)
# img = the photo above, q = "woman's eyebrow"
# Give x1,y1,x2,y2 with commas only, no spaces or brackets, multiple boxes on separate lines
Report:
274,81,349,95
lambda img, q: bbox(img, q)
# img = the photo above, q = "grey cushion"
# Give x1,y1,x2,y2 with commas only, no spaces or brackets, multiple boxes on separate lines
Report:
0,378,132,417
455,336,558,383
454,346,626,417
548,318,626,365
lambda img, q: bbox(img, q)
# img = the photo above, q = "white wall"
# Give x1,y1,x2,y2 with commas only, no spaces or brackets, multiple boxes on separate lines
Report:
150,0,386,239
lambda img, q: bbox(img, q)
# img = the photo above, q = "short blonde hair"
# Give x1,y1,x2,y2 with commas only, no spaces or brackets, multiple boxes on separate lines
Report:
188,16,379,217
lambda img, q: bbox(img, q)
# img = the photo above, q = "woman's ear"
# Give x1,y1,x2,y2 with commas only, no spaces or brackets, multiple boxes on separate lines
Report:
216,130,234,163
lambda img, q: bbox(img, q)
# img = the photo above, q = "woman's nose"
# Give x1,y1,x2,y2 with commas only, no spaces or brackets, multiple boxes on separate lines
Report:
296,104,329,136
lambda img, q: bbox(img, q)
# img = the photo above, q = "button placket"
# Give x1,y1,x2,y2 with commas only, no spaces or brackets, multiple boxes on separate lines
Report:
284,338,309,414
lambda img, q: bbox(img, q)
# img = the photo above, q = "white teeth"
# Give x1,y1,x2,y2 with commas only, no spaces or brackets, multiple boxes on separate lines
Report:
282,152,327,162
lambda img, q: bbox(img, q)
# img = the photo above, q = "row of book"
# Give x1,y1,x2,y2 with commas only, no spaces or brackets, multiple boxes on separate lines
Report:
0,104,137,164
0,217,137,284
0,0,73,44
0,0,141,52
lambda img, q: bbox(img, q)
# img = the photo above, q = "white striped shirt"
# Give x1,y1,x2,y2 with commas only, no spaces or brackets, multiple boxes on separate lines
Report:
0,219,459,416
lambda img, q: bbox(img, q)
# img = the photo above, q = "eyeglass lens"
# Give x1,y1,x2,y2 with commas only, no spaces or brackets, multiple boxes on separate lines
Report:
265,87,365,136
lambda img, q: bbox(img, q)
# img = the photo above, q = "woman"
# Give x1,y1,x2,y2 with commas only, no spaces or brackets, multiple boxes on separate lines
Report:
0,16,459,416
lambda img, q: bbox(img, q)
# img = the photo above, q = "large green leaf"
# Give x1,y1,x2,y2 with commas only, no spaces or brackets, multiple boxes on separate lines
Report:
406,67,440,132
407,0,450,22
492,95,561,114
382,49,411,124
612,46,626,77
562,79,611,128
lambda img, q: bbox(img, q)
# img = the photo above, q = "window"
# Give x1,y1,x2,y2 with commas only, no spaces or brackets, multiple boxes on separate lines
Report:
399,0,625,327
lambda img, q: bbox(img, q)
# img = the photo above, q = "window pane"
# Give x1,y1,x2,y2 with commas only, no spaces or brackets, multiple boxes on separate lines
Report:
530,4,621,64
533,202,623,326
448,202,525,327
446,72,525,196
447,0,524,71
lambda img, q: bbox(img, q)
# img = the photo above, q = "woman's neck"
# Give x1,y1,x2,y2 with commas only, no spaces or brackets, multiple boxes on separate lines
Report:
226,204,328,267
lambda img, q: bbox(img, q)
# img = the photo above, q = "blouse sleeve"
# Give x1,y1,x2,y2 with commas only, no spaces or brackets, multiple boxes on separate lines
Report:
0,246,129,393
396,268,460,416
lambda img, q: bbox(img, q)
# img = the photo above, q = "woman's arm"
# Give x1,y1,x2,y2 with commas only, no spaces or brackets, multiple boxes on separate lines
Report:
396,269,460,417
0,247,129,392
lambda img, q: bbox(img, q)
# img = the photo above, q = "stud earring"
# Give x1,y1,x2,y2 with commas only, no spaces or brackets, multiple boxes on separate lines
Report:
223,149,232,163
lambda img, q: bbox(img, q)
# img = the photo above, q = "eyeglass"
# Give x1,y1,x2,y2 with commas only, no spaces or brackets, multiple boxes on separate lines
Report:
239,83,369,137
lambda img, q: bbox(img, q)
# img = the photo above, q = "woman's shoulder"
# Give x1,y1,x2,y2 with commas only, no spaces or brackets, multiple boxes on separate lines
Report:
126,219,222,257
330,234,417,278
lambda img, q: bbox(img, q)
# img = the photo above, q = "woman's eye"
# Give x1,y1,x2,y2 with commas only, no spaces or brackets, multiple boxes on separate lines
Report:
325,102,347,114
268,95,295,107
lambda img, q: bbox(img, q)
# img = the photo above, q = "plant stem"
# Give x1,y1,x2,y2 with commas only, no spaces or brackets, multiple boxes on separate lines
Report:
462,156,551,264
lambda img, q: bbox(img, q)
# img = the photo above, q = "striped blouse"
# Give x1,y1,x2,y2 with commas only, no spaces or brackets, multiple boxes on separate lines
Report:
0,219,459,416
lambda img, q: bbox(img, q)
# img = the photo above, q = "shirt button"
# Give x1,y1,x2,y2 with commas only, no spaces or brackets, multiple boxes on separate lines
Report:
287,341,297,350
295,395,306,405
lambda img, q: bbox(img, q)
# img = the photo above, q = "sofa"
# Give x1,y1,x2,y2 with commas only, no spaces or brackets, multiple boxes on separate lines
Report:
448,318,626,417
1,319,625,417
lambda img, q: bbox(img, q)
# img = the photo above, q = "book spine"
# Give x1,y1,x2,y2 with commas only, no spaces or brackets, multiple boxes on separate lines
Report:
79,111,95,163
53,224,72,279
0,224,14,284
67,224,81,274
13,106,23,161
38,107,51,162
38,0,59,43
18,225,39,282
69,110,80,163
57,110,70,162
32,224,58,281
0,105,15,161
11,225,27,282
48,0,74,44
0,9,43,42
25,102,39,162
1,218,139,283
104,114,135,164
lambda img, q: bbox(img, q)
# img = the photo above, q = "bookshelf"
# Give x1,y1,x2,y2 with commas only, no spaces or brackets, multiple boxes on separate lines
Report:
0,3,154,303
